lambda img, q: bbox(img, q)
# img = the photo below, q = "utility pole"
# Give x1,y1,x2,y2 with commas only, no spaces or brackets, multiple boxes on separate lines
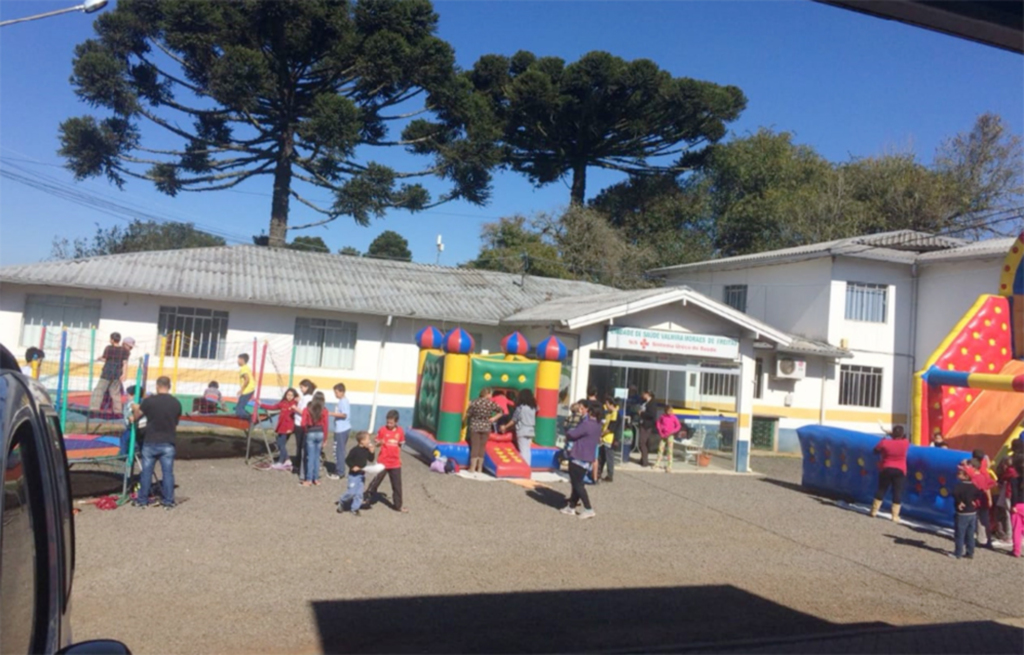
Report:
435,234,444,265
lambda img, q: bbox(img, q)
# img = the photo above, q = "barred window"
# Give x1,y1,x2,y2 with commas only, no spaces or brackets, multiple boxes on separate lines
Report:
700,372,737,398
21,294,100,348
158,306,229,359
294,318,357,369
723,285,748,313
839,365,883,408
845,282,887,323
753,358,764,400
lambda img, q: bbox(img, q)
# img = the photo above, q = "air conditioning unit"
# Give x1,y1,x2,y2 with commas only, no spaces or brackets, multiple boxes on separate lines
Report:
774,357,806,379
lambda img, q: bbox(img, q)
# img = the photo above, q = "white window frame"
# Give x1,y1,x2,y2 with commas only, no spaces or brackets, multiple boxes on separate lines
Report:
700,371,738,398
158,306,229,360
20,294,101,349
293,317,357,370
723,285,748,313
838,365,883,408
844,282,888,323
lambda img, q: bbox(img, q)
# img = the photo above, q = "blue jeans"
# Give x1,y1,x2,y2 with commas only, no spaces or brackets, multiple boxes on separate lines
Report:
517,435,533,468
335,430,351,474
339,473,365,513
236,392,253,420
275,433,291,465
138,443,175,506
955,512,977,558
305,429,324,482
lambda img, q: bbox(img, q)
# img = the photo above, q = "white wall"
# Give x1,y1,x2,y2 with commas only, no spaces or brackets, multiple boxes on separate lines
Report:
663,258,833,340
0,283,511,431
915,256,1003,366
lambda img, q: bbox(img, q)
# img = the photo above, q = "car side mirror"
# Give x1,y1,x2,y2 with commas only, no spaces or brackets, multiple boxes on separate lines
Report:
57,640,132,655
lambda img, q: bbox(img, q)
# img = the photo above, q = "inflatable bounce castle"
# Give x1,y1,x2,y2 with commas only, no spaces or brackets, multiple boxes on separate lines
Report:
799,232,1024,527
405,327,569,477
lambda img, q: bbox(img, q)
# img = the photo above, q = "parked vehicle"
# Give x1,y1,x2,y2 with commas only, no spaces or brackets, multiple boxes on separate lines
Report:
0,344,129,654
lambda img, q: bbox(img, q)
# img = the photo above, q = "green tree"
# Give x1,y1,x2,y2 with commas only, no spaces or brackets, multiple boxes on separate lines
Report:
933,113,1023,237
702,128,834,256
469,215,568,279
589,174,715,267
339,245,362,256
58,0,497,247
467,50,745,204
288,236,330,253
366,229,412,260
51,219,225,258
539,206,655,288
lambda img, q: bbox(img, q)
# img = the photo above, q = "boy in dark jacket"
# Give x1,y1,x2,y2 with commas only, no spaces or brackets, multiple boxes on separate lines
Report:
951,463,980,560
338,432,375,516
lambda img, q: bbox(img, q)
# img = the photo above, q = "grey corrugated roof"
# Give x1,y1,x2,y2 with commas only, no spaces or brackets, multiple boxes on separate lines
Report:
916,237,1016,262
648,230,970,275
779,335,852,359
0,246,612,326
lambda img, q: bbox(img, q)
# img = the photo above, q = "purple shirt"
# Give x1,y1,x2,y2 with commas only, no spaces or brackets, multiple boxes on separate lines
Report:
566,416,602,463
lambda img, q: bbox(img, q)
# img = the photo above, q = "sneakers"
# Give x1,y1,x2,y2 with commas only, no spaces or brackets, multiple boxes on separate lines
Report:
352,510,361,517
162,502,176,511
559,506,576,516
269,462,289,471
326,473,341,480
578,509,596,520
132,501,148,509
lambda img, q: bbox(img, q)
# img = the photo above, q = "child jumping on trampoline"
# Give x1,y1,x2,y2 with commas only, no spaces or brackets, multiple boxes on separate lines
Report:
365,410,407,512
260,388,299,471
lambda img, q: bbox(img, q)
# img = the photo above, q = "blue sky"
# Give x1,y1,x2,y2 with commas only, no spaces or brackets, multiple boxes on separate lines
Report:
1,0,1021,267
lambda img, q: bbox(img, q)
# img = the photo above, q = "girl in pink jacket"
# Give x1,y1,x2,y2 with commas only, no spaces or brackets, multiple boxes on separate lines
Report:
655,407,681,472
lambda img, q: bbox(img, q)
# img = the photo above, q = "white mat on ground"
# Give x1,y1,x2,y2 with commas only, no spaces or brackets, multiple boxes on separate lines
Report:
455,470,568,483
833,500,1016,551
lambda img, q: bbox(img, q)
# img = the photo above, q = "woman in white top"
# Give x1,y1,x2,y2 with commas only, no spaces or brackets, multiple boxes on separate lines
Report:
293,379,317,478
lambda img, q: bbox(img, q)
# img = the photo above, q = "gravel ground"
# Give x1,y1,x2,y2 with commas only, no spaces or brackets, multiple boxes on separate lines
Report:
67,442,1023,654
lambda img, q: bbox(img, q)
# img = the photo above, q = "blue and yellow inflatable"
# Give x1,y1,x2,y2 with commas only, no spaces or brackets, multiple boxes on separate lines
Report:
797,425,971,528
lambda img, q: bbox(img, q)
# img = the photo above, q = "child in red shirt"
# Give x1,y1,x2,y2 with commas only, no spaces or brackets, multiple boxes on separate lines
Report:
364,409,407,512
260,388,299,471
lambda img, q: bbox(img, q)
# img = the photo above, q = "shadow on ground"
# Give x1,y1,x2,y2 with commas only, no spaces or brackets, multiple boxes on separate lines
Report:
311,585,883,654
311,585,1023,653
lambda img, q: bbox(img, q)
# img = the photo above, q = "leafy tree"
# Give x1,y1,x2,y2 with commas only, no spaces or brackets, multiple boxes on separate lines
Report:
339,245,362,256
288,235,330,253
538,206,655,288
58,0,498,247
51,219,224,259
366,229,411,260
467,50,746,204
469,215,568,279
702,128,833,256
590,174,715,267
932,113,1023,237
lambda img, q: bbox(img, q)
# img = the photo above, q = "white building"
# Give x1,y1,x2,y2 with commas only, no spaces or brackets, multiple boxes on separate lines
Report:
0,230,1006,464
650,230,1014,452
0,244,848,472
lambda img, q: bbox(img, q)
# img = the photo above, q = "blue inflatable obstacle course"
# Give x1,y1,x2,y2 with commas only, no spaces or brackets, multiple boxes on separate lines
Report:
797,425,972,528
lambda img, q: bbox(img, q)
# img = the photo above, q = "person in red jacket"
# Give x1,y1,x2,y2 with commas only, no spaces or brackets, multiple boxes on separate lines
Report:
300,392,330,486
364,410,407,512
260,388,299,471
870,424,910,522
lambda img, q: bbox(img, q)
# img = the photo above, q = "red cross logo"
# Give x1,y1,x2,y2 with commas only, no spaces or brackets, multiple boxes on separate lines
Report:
639,338,649,350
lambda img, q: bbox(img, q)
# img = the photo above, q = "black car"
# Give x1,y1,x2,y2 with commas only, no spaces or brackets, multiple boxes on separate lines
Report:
0,344,129,655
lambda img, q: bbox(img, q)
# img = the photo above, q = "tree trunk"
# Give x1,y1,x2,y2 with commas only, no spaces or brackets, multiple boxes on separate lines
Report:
268,133,294,248
570,161,587,205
